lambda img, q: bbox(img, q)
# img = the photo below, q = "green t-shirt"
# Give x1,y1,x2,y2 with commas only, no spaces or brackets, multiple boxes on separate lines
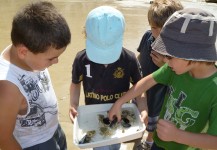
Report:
152,64,217,150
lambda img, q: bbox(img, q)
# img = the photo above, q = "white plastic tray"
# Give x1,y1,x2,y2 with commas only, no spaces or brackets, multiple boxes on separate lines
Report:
73,103,145,149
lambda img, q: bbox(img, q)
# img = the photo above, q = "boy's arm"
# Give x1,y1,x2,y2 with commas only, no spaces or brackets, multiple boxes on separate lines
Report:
157,119,217,149
109,74,156,121
69,82,81,123
0,81,22,150
135,94,148,125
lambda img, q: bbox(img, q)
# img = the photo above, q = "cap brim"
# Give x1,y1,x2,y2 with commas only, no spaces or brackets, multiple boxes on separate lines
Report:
86,38,122,64
152,35,217,62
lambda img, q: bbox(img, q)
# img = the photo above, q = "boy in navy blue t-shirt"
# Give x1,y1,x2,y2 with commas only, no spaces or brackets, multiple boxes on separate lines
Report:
137,0,183,149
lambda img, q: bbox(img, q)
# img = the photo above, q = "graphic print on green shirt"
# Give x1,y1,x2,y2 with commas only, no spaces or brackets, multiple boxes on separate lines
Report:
165,86,199,130
151,64,217,150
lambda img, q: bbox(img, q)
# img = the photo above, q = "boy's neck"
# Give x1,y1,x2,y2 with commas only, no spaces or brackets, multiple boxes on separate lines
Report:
189,63,217,79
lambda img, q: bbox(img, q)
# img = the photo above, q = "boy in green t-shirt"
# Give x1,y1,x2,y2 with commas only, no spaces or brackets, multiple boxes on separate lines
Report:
108,8,217,150
136,1,183,149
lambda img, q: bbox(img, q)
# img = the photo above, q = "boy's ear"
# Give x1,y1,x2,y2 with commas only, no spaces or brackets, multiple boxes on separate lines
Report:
17,44,29,59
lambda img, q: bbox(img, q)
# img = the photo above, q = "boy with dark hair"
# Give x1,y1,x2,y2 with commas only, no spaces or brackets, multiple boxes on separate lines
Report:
0,1,71,149
69,6,147,150
136,0,183,149
109,8,217,150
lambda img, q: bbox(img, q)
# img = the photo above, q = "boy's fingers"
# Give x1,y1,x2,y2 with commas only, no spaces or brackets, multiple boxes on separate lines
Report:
108,111,114,120
116,114,122,122
69,112,75,123
108,111,120,122
69,108,78,123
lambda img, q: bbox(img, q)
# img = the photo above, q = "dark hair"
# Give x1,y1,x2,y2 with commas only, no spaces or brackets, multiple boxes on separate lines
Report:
148,0,183,28
11,1,71,54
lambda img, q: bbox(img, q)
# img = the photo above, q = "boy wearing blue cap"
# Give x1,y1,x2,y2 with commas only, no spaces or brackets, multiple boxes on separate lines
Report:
109,8,217,150
69,6,147,150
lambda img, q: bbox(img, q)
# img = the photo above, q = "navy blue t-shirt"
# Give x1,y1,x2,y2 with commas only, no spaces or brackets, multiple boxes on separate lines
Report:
137,30,167,117
72,48,142,105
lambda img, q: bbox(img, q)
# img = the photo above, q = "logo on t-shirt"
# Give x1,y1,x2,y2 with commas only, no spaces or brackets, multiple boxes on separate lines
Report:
164,86,199,130
113,67,124,79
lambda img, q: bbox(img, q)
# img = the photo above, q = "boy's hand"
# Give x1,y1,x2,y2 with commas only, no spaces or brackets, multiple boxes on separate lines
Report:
150,50,165,67
69,107,78,123
108,102,122,122
140,110,148,125
156,119,178,142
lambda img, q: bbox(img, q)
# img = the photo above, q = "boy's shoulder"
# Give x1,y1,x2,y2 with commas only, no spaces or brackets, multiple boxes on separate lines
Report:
122,47,135,55
74,49,87,60
137,30,154,52
142,30,153,41
120,48,137,61
73,49,93,65
209,70,217,90
0,56,10,78
0,80,24,111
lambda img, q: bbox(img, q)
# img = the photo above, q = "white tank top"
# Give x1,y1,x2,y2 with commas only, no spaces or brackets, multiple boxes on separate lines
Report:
0,48,58,148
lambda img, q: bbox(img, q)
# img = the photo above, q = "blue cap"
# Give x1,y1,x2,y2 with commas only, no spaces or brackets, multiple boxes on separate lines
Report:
85,6,125,64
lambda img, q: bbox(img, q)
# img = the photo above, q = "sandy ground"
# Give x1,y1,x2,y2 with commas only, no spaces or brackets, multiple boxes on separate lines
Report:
0,0,216,150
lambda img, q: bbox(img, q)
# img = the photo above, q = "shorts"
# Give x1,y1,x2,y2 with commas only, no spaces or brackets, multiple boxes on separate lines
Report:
146,84,167,132
23,124,67,150
93,143,121,150
146,116,159,132
151,143,165,150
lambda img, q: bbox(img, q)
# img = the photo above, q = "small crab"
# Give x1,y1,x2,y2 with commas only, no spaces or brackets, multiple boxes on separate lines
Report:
79,130,96,144
98,114,105,123
126,114,136,123
98,114,110,126
121,109,136,123
121,110,130,118
99,126,113,137
121,117,131,128
102,117,110,126
98,114,118,128
109,117,118,128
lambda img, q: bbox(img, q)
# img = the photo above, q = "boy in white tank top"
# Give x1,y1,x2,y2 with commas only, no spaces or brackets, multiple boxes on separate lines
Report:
0,1,71,149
